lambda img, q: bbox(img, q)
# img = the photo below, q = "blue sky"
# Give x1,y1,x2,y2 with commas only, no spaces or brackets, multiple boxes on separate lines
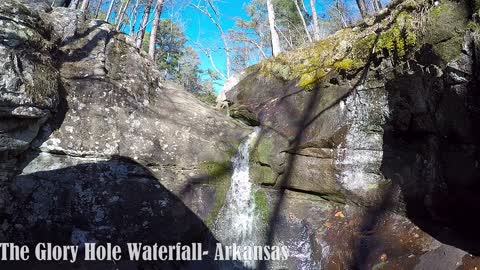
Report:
109,0,367,93
167,1,251,91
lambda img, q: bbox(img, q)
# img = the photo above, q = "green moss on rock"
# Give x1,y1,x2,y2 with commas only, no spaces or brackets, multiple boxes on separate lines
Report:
376,11,417,59
29,64,58,105
253,189,270,223
251,137,274,165
333,58,363,70
250,163,276,185
424,0,469,62
199,161,232,227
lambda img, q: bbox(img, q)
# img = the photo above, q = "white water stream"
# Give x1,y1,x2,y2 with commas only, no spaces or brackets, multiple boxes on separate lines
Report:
215,127,261,269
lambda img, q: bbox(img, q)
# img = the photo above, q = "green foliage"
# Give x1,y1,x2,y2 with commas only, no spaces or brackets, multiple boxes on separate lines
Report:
154,19,187,76
376,11,417,58
333,58,362,70
152,19,217,103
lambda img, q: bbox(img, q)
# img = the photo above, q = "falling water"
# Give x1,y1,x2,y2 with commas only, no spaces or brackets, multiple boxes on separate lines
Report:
214,127,261,269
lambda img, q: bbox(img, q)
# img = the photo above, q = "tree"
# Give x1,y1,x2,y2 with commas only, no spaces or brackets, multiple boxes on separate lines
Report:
115,0,132,31
371,0,382,12
129,0,141,36
105,0,116,22
148,0,165,59
310,0,321,41
135,0,154,48
150,19,216,104
69,0,80,8
94,0,103,18
80,0,89,10
267,0,281,56
154,19,187,77
293,0,312,42
192,0,231,78
329,0,350,28
356,0,368,18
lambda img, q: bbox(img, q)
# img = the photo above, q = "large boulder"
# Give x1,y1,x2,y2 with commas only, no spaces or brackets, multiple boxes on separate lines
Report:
0,1,250,269
226,0,480,268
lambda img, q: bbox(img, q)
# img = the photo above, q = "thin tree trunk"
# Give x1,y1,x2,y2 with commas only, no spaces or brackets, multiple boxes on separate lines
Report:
148,0,165,59
275,25,293,49
129,0,141,36
356,0,368,18
372,0,382,11
105,0,116,22
114,1,126,25
69,0,80,8
310,0,321,41
95,0,103,18
294,0,312,43
191,1,231,77
135,0,154,49
267,0,281,56
116,0,131,31
80,0,89,11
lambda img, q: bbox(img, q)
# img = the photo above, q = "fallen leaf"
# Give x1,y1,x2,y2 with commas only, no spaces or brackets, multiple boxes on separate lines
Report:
335,211,345,218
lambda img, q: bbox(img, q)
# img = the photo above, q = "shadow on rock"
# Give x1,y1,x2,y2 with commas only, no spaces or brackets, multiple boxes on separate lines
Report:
2,157,225,270
381,44,480,255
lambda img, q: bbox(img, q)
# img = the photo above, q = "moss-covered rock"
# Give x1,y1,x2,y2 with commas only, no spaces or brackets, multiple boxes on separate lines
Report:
424,0,469,62
253,189,270,223
375,11,417,59
250,163,276,185
199,161,233,227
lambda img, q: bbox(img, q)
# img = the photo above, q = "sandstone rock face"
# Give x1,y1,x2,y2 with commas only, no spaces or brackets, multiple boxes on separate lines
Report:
225,0,480,268
2,0,480,269
0,1,250,269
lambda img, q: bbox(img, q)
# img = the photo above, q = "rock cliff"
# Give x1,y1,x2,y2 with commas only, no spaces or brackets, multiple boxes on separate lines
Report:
1,0,480,269
0,0,249,268
223,0,480,268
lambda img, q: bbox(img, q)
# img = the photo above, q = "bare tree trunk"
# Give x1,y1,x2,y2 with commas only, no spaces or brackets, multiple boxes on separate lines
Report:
191,1,231,78
129,0,141,36
356,0,368,18
148,0,165,59
371,0,382,11
294,0,312,43
135,0,154,49
95,0,103,18
376,0,382,9
80,0,89,11
105,0,116,22
267,0,281,56
310,0,321,41
116,0,131,31
69,0,80,8
114,1,126,25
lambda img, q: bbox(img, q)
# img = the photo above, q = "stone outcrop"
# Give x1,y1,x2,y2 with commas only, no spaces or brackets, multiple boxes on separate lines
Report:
2,0,480,269
224,0,480,268
0,0,250,268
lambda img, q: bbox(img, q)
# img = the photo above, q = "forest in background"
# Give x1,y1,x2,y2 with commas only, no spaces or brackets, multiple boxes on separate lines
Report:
54,0,388,104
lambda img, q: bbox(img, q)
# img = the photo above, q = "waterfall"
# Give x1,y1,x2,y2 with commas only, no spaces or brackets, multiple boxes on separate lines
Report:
214,127,261,269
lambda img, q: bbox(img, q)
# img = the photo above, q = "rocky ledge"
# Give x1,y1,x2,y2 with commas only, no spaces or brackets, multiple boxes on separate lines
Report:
222,0,480,268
